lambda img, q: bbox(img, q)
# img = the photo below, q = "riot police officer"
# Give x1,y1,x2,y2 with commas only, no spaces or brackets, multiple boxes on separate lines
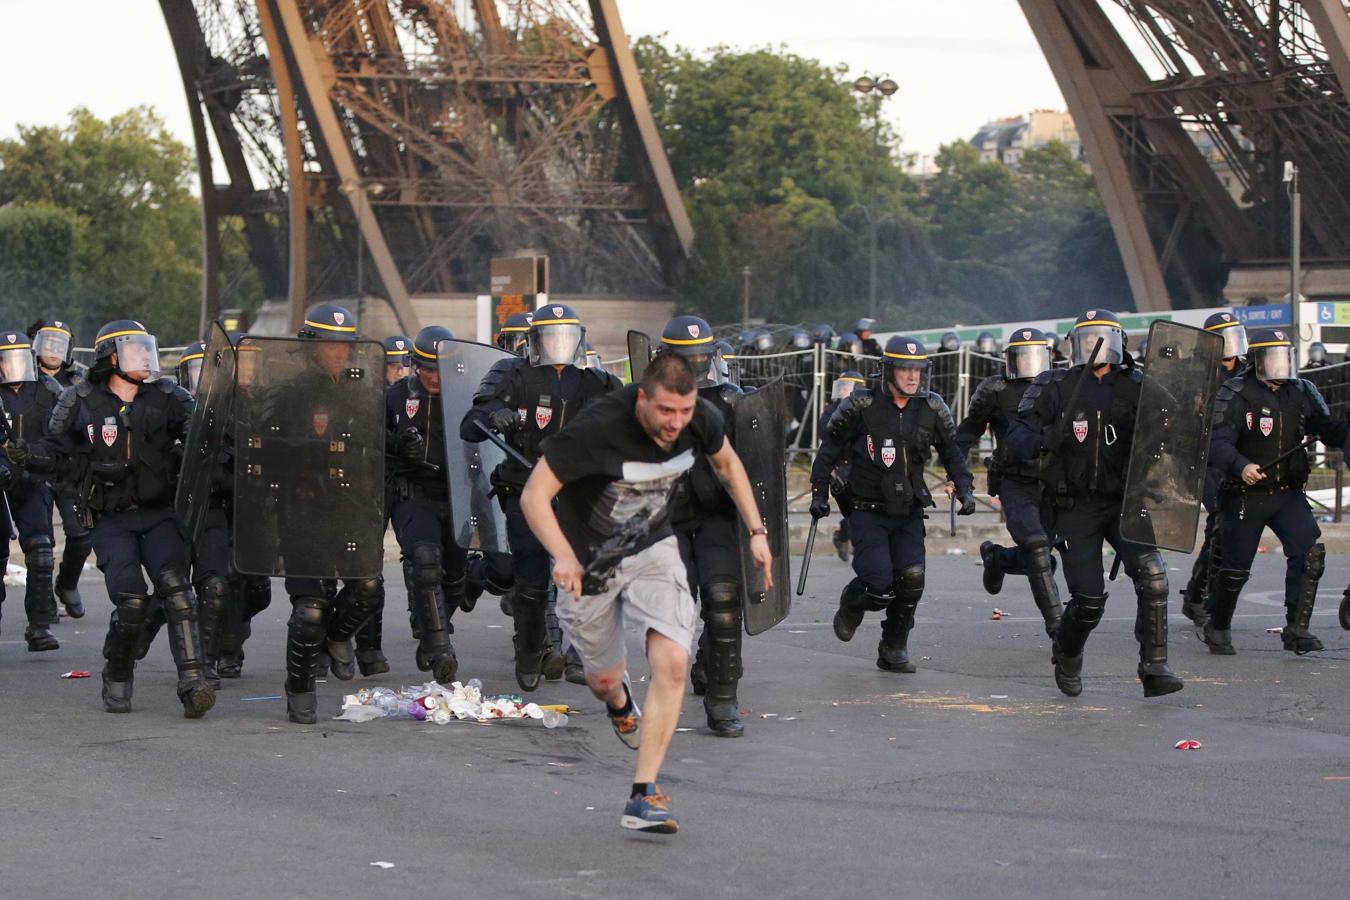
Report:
462,303,618,691
851,318,883,358
28,320,90,617
177,341,206,392
0,329,64,649
1178,312,1249,627
811,336,975,673
663,316,751,736
11,320,215,716
956,327,1062,638
495,312,533,356
1203,327,1350,656
1008,309,1183,698
1303,341,1329,369
385,324,466,686
383,334,413,385
817,370,867,561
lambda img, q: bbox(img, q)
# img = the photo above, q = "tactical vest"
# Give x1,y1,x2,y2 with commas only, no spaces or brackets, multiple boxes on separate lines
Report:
852,389,938,514
1234,377,1311,488
496,364,608,488
388,374,446,494
673,384,739,522
0,378,61,443
985,376,1039,482
77,379,182,513
1042,367,1140,500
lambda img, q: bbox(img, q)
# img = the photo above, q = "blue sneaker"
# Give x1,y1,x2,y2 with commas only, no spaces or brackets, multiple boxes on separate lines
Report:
621,787,678,834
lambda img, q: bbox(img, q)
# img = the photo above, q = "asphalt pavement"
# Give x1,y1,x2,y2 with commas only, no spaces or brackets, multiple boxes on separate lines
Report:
2,544,1350,899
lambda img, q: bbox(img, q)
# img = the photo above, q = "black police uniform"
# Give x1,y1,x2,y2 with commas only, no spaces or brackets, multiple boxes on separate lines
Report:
956,373,1062,636
1008,362,1181,697
1,375,64,649
817,396,853,560
29,369,215,715
43,361,93,614
461,355,618,688
812,382,973,671
1205,372,1349,654
673,381,748,737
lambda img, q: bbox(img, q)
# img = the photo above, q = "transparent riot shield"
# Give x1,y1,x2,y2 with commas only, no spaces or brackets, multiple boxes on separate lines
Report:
232,336,386,579
627,330,652,382
1118,320,1225,552
734,382,791,634
437,339,513,552
175,323,235,544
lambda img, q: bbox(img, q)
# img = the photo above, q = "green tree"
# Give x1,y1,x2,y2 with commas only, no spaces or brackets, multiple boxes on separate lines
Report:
0,203,77,325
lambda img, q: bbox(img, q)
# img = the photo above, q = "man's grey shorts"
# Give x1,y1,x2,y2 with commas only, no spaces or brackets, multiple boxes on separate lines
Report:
557,536,697,675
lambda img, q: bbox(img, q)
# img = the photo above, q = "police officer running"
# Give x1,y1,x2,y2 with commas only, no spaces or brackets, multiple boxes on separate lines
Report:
811,336,976,673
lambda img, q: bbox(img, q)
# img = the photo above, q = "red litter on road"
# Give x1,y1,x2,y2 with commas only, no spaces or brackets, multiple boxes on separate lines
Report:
1174,739,1202,751
991,608,1004,620
60,671,91,679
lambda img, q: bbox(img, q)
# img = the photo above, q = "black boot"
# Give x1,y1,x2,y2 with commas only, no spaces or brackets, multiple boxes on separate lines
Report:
402,557,423,641
1135,576,1184,698
102,594,150,713
1201,568,1247,655
216,579,247,679
159,571,216,719
354,598,390,677
511,585,550,692
689,628,709,696
409,545,458,685
980,541,1005,596
1282,544,1325,655
1024,536,1062,639
23,544,60,651
329,578,383,680
1053,593,1106,697
55,533,90,618
1182,511,1218,626
541,588,565,681
703,582,744,737
832,523,851,562
135,594,166,661
877,567,922,674
563,645,586,684
196,575,230,690
834,580,887,642
285,596,327,724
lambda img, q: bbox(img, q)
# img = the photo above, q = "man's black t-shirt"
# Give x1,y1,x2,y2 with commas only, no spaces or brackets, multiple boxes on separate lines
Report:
541,384,725,568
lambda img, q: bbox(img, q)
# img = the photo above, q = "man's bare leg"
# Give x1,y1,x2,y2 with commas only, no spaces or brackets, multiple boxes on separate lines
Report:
634,630,688,783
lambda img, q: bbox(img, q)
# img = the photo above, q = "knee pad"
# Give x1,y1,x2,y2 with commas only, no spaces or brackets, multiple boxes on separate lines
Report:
24,544,55,574
65,533,92,556
1023,534,1054,572
862,586,895,612
242,578,272,616
347,577,384,603
115,593,151,627
1212,568,1249,595
1304,543,1326,580
1069,593,1107,627
894,565,924,601
513,583,550,612
288,597,327,643
410,543,443,588
197,575,230,615
155,568,195,614
705,581,742,635
1131,551,1168,599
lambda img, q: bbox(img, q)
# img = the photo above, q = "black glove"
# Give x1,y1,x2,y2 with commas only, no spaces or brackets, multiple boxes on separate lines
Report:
957,492,977,516
489,407,519,434
809,483,830,519
397,427,425,461
4,439,29,467
0,459,14,491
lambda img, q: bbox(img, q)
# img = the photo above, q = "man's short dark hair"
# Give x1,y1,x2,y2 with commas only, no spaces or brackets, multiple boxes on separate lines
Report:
639,351,696,396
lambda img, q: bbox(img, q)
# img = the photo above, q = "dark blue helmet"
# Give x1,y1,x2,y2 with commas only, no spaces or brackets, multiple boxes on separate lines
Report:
882,335,931,398
177,340,207,393
383,335,412,368
28,320,74,366
413,325,455,368
660,315,721,386
1248,327,1297,383
1004,327,1051,380
940,331,961,352
298,303,358,340
785,328,812,351
852,318,877,336
528,303,585,367
1070,308,1123,366
811,323,835,344
1203,311,1248,360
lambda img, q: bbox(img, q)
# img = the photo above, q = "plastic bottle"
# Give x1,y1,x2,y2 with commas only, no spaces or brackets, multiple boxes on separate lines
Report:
541,709,568,729
431,708,452,726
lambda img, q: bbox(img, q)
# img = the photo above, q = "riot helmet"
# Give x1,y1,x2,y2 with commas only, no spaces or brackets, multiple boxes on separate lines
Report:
749,329,773,354
882,335,930,398
1004,327,1051,381
92,320,160,382
1203,312,1248,361
940,331,961,352
1069,309,1124,367
297,303,359,340
177,341,207,394
659,315,722,387
496,311,533,355
831,370,867,401
975,331,998,355
413,325,455,368
28,320,74,370
837,334,864,358
1248,328,1298,384
0,330,37,385
852,317,877,338
383,335,412,366
785,328,812,351
715,340,739,385
583,342,605,371
811,323,836,345
234,334,262,388
1307,341,1328,366
527,303,585,367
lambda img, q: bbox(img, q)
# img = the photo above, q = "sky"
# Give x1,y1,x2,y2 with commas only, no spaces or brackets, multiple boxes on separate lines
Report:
0,0,1069,167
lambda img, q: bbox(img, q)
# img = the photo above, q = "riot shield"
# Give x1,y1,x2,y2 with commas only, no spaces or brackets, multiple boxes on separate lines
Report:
734,382,791,634
627,330,652,382
232,336,386,579
437,339,513,552
1118,321,1224,552
175,323,236,544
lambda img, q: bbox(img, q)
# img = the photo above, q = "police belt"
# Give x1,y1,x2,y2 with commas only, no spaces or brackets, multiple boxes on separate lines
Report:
393,475,448,502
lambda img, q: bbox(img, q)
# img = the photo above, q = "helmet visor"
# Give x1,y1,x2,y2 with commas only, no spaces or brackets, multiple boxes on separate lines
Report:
0,347,37,384
33,330,71,366
113,333,160,380
888,363,930,398
831,377,864,401
528,323,585,367
1070,325,1122,366
1255,345,1296,382
1215,325,1248,360
1006,344,1050,380
236,348,261,387
178,357,204,393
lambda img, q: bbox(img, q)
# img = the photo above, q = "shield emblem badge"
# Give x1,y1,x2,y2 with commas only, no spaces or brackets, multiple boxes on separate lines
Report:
535,405,553,429
552,306,564,318
1087,310,1097,319
1072,419,1089,443
333,312,345,326
101,424,118,446
1259,416,1273,437
906,343,917,354
395,340,406,350
880,442,896,468
1022,331,1032,340
405,398,421,419
1245,412,1253,430
866,435,875,460
687,324,700,338
313,412,330,436
86,424,95,443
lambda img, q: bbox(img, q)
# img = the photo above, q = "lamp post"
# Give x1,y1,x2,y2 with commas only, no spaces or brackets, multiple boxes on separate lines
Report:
851,74,898,319
740,265,752,329
1284,161,1301,369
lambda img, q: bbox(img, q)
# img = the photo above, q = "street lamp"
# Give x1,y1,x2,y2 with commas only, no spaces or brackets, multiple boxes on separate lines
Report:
339,179,386,318
740,265,752,329
851,73,898,318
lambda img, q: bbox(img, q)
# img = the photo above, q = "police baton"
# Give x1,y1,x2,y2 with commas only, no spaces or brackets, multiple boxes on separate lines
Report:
1109,554,1122,581
1051,338,1104,447
473,420,533,469
796,517,818,596
949,494,957,537
2,491,16,541
1258,436,1321,477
